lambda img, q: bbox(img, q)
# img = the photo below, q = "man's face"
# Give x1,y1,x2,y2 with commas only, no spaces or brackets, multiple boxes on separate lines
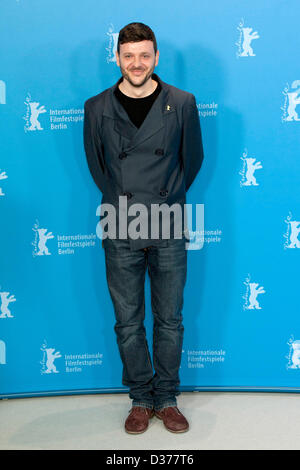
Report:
116,40,159,87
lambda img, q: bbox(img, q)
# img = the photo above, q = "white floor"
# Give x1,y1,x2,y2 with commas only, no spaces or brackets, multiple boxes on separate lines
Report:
1,391,300,450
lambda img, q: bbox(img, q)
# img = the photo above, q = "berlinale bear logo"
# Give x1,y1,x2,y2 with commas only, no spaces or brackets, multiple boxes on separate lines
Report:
243,274,266,310
236,19,260,58
23,93,47,132
40,341,62,374
240,149,263,187
0,290,16,319
32,220,54,257
284,212,300,249
287,336,300,370
281,80,300,122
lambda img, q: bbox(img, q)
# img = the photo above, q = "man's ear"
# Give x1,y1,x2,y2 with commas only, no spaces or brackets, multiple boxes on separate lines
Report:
116,50,120,66
155,49,159,66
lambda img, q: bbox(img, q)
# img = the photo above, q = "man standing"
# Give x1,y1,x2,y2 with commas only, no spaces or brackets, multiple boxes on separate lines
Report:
83,22,204,434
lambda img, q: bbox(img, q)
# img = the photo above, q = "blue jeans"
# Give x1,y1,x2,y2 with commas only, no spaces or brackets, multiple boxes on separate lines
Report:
103,237,187,411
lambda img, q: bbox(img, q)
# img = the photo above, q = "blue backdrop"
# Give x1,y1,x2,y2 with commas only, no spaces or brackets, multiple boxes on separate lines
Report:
1,0,300,398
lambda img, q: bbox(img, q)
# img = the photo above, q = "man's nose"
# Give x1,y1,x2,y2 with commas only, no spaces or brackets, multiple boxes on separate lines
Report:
132,56,142,67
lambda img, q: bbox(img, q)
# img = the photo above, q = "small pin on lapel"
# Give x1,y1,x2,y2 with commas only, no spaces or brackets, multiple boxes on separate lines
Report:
166,104,171,111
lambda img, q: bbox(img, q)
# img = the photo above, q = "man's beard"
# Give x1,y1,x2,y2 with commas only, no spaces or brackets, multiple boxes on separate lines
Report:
119,62,155,88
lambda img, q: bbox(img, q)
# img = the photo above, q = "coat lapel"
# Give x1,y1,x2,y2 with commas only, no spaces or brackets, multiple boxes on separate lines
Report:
102,73,175,152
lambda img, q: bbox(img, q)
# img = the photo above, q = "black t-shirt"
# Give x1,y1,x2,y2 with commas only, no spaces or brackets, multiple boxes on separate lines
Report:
114,77,162,128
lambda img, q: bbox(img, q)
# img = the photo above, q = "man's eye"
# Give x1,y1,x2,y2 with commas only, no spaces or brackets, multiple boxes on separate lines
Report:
124,54,149,58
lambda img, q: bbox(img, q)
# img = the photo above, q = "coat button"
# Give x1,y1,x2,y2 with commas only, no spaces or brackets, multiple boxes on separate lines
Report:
155,148,164,156
119,151,127,159
159,189,168,197
123,191,133,199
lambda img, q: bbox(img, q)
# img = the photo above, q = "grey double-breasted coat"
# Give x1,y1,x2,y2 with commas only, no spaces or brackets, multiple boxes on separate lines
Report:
83,72,204,250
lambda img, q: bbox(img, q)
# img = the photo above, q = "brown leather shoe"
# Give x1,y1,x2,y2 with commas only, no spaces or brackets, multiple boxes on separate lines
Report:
125,406,154,434
155,406,189,433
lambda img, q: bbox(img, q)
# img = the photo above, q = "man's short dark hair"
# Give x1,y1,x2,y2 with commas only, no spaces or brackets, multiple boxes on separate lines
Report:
117,22,157,55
